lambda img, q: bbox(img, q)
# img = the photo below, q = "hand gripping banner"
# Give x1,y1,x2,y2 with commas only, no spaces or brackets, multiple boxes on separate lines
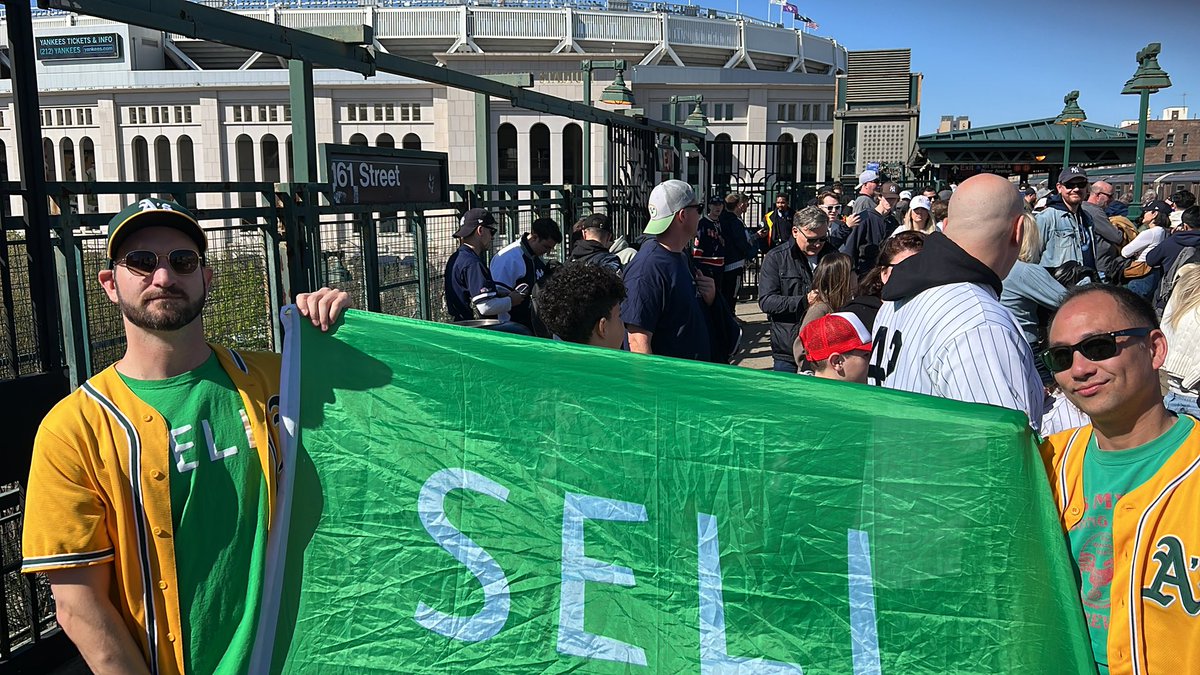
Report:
253,309,1095,674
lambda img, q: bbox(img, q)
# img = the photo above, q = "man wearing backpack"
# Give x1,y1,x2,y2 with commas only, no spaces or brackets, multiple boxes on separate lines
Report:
1149,206,1200,312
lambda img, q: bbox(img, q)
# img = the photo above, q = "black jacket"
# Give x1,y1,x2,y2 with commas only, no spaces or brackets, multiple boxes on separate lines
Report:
568,238,622,274
882,231,1003,301
718,210,755,266
757,240,835,364
1147,229,1200,273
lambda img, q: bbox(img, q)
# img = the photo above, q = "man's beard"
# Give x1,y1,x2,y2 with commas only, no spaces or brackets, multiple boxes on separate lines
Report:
116,284,206,332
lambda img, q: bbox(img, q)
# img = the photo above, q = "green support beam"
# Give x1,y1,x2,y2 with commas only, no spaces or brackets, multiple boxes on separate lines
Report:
42,0,701,142
475,74,534,185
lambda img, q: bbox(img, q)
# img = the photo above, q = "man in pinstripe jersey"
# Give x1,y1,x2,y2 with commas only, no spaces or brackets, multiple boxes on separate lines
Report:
866,173,1045,431
21,199,349,675
1041,284,1199,674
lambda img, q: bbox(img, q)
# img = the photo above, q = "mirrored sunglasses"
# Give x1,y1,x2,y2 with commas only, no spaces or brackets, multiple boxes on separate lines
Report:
113,249,202,276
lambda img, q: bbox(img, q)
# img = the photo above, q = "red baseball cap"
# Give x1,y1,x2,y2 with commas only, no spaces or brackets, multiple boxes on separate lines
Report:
800,312,873,362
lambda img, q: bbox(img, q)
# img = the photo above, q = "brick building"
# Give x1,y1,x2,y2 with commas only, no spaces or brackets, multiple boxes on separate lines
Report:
1119,106,1198,164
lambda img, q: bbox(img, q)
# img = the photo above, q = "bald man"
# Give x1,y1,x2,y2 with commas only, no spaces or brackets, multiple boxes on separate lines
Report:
867,173,1045,431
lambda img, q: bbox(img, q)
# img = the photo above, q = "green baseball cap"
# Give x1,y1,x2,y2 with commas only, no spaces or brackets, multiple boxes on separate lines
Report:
106,197,206,259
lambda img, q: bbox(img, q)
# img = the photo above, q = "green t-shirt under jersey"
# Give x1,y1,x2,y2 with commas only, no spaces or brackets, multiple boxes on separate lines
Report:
1069,415,1194,675
121,351,269,675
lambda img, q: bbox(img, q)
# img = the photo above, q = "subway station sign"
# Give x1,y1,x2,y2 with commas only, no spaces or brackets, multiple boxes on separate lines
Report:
320,144,449,206
36,33,122,61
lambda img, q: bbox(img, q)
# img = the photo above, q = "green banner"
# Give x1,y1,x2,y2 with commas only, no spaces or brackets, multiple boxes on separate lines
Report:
256,309,1094,674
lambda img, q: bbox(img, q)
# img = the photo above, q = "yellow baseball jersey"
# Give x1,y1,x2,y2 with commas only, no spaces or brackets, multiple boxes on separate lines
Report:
22,345,281,675
1041,423,1200,675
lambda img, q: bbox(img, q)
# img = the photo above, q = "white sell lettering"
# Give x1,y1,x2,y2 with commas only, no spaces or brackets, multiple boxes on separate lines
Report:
557,492,648,666
203,418,239,461
697,512,805,674
414,468,511,642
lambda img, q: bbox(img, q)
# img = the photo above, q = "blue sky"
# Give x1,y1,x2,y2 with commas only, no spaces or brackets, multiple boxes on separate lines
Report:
708,0,1200,134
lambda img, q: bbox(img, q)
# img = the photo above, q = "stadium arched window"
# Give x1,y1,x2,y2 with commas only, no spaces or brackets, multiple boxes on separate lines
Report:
43,138,58,182
155,136,173,183
562,123,583,185
349,133,368,147
177,135,196,209
530,123,551,184
801,133,818,184
497,124,517,183
402,133,422,151
776,133,796,183
376,133,395,148
131,136,150,199
825,135,834,183
235,133,255,211
712,133,733,189
262,134,280,183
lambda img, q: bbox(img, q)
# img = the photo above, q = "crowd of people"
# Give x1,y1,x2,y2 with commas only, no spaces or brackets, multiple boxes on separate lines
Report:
20,166,1200,674
443,167,1200,674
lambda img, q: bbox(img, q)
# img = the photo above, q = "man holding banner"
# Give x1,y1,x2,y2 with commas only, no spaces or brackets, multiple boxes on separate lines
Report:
21,198,349,675
1042,283,1200,675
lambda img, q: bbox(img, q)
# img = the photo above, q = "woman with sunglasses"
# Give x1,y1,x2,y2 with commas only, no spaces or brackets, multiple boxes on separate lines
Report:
1120,200,1173,299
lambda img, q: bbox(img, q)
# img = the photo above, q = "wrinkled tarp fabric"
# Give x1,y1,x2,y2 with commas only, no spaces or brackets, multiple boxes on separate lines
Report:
260,309,1094,674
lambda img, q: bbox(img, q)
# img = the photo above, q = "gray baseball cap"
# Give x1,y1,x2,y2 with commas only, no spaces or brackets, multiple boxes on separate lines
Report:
645,180,697,235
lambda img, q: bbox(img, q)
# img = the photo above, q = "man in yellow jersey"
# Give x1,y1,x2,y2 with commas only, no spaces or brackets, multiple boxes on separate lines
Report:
21,198,349,675
1040,283,1200,674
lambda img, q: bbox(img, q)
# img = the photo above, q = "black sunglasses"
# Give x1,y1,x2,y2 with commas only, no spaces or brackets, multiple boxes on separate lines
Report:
799,232,828,244
1041,327,1152,373
112,249,202,276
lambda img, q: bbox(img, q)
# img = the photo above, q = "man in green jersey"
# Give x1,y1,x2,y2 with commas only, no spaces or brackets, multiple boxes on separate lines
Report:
22,198,349,675
1040,284,1200,674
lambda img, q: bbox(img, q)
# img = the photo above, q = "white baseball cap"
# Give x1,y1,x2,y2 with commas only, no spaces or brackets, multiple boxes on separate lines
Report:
909,195,932,212
857,170,879,188
899,190,913,200
646,180,698,235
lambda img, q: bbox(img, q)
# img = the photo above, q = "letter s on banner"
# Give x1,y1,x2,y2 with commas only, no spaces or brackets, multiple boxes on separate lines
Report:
414,468,511,642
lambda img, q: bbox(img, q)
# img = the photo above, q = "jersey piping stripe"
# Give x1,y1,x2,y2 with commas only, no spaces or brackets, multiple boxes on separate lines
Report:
228,347,248,374
1127,449,1200,675
81,381,160,675
21,548,115,571
470,291,498,302
1057,428,1085,512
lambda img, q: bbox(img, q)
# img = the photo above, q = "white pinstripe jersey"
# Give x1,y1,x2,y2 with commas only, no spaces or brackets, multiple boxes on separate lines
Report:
868,281,1046,432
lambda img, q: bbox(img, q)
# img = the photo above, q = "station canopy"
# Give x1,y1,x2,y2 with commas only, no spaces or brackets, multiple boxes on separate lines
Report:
910,118,1147,178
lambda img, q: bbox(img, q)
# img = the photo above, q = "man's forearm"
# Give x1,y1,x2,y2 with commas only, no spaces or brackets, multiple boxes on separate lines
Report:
49,571,152,675
627,329,653,354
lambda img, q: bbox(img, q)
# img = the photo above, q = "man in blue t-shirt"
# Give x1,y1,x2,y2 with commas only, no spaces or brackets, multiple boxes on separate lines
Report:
621,180,716,361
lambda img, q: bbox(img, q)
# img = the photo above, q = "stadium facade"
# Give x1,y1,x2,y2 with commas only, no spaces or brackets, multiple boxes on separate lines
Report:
0,0,855,215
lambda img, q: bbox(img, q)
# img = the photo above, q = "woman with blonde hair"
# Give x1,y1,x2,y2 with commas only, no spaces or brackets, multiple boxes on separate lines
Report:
1000,213,1068,384
899,195,936,233
1161,263,1200,417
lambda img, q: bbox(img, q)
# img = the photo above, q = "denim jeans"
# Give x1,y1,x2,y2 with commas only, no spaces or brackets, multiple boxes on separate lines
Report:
1165,391,1200,418
1125,269,1161,300
773,358,797,373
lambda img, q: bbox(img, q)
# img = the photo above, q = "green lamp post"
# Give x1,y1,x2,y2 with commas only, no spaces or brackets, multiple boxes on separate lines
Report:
1054,91,1086,174
1122,43,1171,219
580,60,633,190
669,95,708,186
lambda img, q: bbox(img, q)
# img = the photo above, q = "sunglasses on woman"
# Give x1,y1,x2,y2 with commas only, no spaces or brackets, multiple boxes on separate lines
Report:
112,249,203,276
1040,327,1152,373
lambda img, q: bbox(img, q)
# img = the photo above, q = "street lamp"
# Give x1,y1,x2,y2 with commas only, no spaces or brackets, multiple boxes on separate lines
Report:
1054,91,1086,174
669,94,708,186
580,60,633,189
1122,42,1171,219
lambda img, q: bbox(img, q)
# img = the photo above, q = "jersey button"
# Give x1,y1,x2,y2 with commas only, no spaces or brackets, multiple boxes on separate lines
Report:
1069,506,1080,515
152,526,167,537
150,470,165,480
167,632,176,643
158,581,168,590
142,414,153,423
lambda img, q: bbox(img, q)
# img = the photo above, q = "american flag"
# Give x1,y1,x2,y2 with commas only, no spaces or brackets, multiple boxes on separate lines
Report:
805,20,819,29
